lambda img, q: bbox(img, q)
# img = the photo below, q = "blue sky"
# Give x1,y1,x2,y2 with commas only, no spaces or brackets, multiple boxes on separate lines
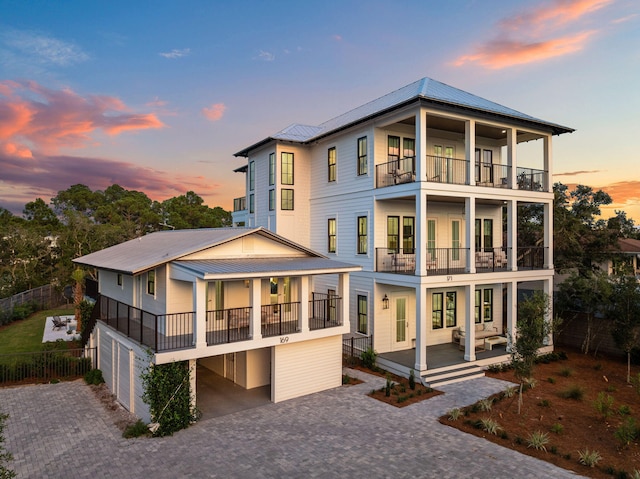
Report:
1,0,638,219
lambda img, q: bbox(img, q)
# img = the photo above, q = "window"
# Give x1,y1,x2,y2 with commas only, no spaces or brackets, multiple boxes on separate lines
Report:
117,274,122,286
475,290,482,324
483,149,493,183
281,189,294,210
357,295,368,334
249,161,255,191
446,292,457,327
432,292,443,329
403,138,415,158
281,152,294,185
475,218,482,251
328,147,336,182
427,219,436,257
403,217,415,253
451,220,461,261
357,137,367,175
215,281,224,310
388,136,400,164
147,270,155,295
387,216,399,251
483,219,493,251
357,216,367,254
268,153,275,186
328,218,336,253
483,289,493,322
268,189,275,211
249,193,254,213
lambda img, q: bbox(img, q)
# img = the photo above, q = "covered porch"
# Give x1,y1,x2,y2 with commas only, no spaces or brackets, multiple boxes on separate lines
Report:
378,342,508,371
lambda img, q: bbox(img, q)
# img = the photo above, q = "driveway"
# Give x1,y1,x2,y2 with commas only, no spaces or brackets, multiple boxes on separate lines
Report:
0,370,585,478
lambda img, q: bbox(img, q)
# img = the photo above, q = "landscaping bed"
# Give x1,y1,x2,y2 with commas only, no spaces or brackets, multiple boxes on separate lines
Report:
440,349,640,478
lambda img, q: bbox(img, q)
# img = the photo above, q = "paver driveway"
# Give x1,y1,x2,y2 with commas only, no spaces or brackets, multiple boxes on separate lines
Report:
0,370,584,478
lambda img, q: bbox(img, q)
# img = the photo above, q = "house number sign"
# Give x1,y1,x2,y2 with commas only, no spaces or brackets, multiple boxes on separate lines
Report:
280,336,289,343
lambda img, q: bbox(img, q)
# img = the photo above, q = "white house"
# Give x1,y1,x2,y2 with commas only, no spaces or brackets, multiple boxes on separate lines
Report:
232,77,574,385
75,227,360,421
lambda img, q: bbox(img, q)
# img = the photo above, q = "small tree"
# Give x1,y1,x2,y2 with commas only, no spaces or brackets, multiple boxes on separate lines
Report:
71,268,85,333
510,291,554,414
0,412,16,479
610,276,640,383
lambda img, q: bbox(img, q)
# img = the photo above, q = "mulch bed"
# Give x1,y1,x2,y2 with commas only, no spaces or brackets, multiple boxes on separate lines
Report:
440,349,640,478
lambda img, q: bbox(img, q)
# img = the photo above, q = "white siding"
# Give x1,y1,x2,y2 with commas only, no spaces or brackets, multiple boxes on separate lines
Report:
272,335,341,402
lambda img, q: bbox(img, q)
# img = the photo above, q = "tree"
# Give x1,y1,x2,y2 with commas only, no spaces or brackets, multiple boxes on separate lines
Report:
610,276,640,383
510,291,554,414
71,268,85,333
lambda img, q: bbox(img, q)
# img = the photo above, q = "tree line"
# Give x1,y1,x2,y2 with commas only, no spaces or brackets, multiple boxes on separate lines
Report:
0,184,232,298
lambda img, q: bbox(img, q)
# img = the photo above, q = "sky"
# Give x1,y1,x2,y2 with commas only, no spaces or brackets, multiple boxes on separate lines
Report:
0,0,638,221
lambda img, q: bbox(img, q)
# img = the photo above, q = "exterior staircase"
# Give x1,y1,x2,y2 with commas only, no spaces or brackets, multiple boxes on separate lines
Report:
422,363,485,388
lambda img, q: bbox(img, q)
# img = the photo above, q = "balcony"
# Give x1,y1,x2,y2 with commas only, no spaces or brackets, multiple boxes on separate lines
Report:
233,196,247,212
375,157,416,188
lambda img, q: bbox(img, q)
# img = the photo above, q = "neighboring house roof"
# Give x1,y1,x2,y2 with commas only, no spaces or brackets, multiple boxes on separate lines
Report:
234,76,574,157
617,237,640,253
173,257,360,279
73,227,335,275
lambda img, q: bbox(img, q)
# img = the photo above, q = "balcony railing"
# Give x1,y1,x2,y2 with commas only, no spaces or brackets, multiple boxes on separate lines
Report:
206,307,252,346
517,246,547,269
475,163,511,188
309,293,342,330
425,155,468,185
261,302,301,337
233,196,247,212
98,296,194,352
426,248,470,275
474,247,510,272
516,168,547,192
375,156,416,188
376,248,416,274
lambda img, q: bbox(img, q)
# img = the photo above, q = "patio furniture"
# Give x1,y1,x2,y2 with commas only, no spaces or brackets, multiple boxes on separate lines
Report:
52,316,67,330
484,335,508,351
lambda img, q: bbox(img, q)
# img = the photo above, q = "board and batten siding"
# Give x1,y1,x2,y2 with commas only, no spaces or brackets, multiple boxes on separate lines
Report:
272,335,341,403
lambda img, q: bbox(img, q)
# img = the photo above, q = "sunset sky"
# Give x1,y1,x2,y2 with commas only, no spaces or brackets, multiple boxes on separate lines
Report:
1,0,638,221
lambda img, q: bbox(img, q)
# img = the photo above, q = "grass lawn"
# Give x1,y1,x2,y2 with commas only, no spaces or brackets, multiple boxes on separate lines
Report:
0,306,74,354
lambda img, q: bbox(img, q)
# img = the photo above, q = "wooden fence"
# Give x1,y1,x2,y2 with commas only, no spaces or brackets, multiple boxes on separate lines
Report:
0,284,64,314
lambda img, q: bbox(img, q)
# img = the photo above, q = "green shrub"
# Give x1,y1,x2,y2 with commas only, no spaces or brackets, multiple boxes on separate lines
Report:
478,398,493,412
479,417,501,435
614,417,638,448
547,377,556,384
408,369,416,390
578,448,602,467
593,392,614,420
558,385,584,401
360,347,377,370
84,369,105,385
527,430,550,451
550,423,564,434
619,404,632,416
538,399,551,408
447,408,462,421
503,386,517,398
385,375,393,397
0,411,16,479
122,420,150,439
558,367,573,377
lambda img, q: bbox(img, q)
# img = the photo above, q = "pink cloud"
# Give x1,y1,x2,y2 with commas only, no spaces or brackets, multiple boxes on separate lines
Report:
0,80,165,153
202,103,226,122
454,0,611,69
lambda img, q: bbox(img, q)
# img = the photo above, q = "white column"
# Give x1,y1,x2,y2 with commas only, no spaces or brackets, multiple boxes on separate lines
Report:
506,281,517,352
416,192,427,276
193,278,207,348
466,196,475,273
544,135,552,192
251,278,262,340
507,200,517,271
188,358,197,414
507,128,517,188
464,284,476,361
338,273,349,329
414,284,427,372
416,107,426,182
544,201,553,269
300,276,310,333
465,120,476,185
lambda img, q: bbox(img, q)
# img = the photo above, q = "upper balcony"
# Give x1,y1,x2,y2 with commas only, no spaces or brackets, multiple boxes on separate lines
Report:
233,196,246,212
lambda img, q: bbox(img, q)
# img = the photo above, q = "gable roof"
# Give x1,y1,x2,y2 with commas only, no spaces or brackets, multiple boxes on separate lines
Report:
73,227,324,275
617,237,640,253
234,77,574,157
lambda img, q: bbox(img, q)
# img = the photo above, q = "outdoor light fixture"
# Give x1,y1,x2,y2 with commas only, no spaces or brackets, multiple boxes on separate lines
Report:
382,294,389,309
244,279,250,288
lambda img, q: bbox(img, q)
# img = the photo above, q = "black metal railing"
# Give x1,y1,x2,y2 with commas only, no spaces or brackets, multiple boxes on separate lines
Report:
261,302,300,337
425,155,468,185
342,335,373,363
475,163,511,188
517,246,547,269
0,347,96,386
376,248,416,274
474,247,510,272
98,295,194,352
309,293,342,330
375,156,416,188
206,307,252,345
516,167,547,192
81,298,101,347
426,247,470,275
233,196,247,211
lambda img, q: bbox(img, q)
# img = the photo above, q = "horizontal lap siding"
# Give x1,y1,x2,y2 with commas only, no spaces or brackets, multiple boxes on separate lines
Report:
272,335,342,403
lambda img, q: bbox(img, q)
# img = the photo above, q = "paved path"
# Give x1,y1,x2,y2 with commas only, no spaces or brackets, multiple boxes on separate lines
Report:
0,371,585,479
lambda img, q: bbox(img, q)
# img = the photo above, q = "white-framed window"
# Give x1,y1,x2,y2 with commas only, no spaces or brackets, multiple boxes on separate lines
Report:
357,294,368,334
357,216,367,254
433,291,457,329
147,270,155,296
357,136,367,175
269,153,275,186
268,189,275,211
249,193,254,213
328,218,336,253
328,147,336,182
117,273,122,287
249,161,255,191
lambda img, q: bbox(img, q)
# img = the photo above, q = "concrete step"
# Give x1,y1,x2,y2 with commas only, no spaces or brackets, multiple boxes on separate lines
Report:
422,364,485,388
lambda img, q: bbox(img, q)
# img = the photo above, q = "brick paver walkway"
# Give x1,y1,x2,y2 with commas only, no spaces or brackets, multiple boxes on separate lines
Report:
0,370,585,478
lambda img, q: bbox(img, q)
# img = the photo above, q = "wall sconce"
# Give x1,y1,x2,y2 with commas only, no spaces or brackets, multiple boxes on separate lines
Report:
244,279,250,288
382,294,389,310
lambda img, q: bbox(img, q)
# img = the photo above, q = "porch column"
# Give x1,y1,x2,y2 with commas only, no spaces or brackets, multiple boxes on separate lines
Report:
544,201,553,269
543,135,552,192
250,278,262,340
416,192,427,276
300,276,310,333
507,128,517,188
544,278,553,347
507,199,517,271
506,281,517,352
465,119,475,185
188,358,197,414
193,278,207,348
338,273,349,329
416,107,426,182
464,283,476,361
414,284,427,372
466,196,476,273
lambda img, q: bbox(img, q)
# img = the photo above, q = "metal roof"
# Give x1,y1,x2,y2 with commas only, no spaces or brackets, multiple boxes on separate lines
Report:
617,238,640,253
234,77,574,157
173,257,361,278
73,227,323,274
